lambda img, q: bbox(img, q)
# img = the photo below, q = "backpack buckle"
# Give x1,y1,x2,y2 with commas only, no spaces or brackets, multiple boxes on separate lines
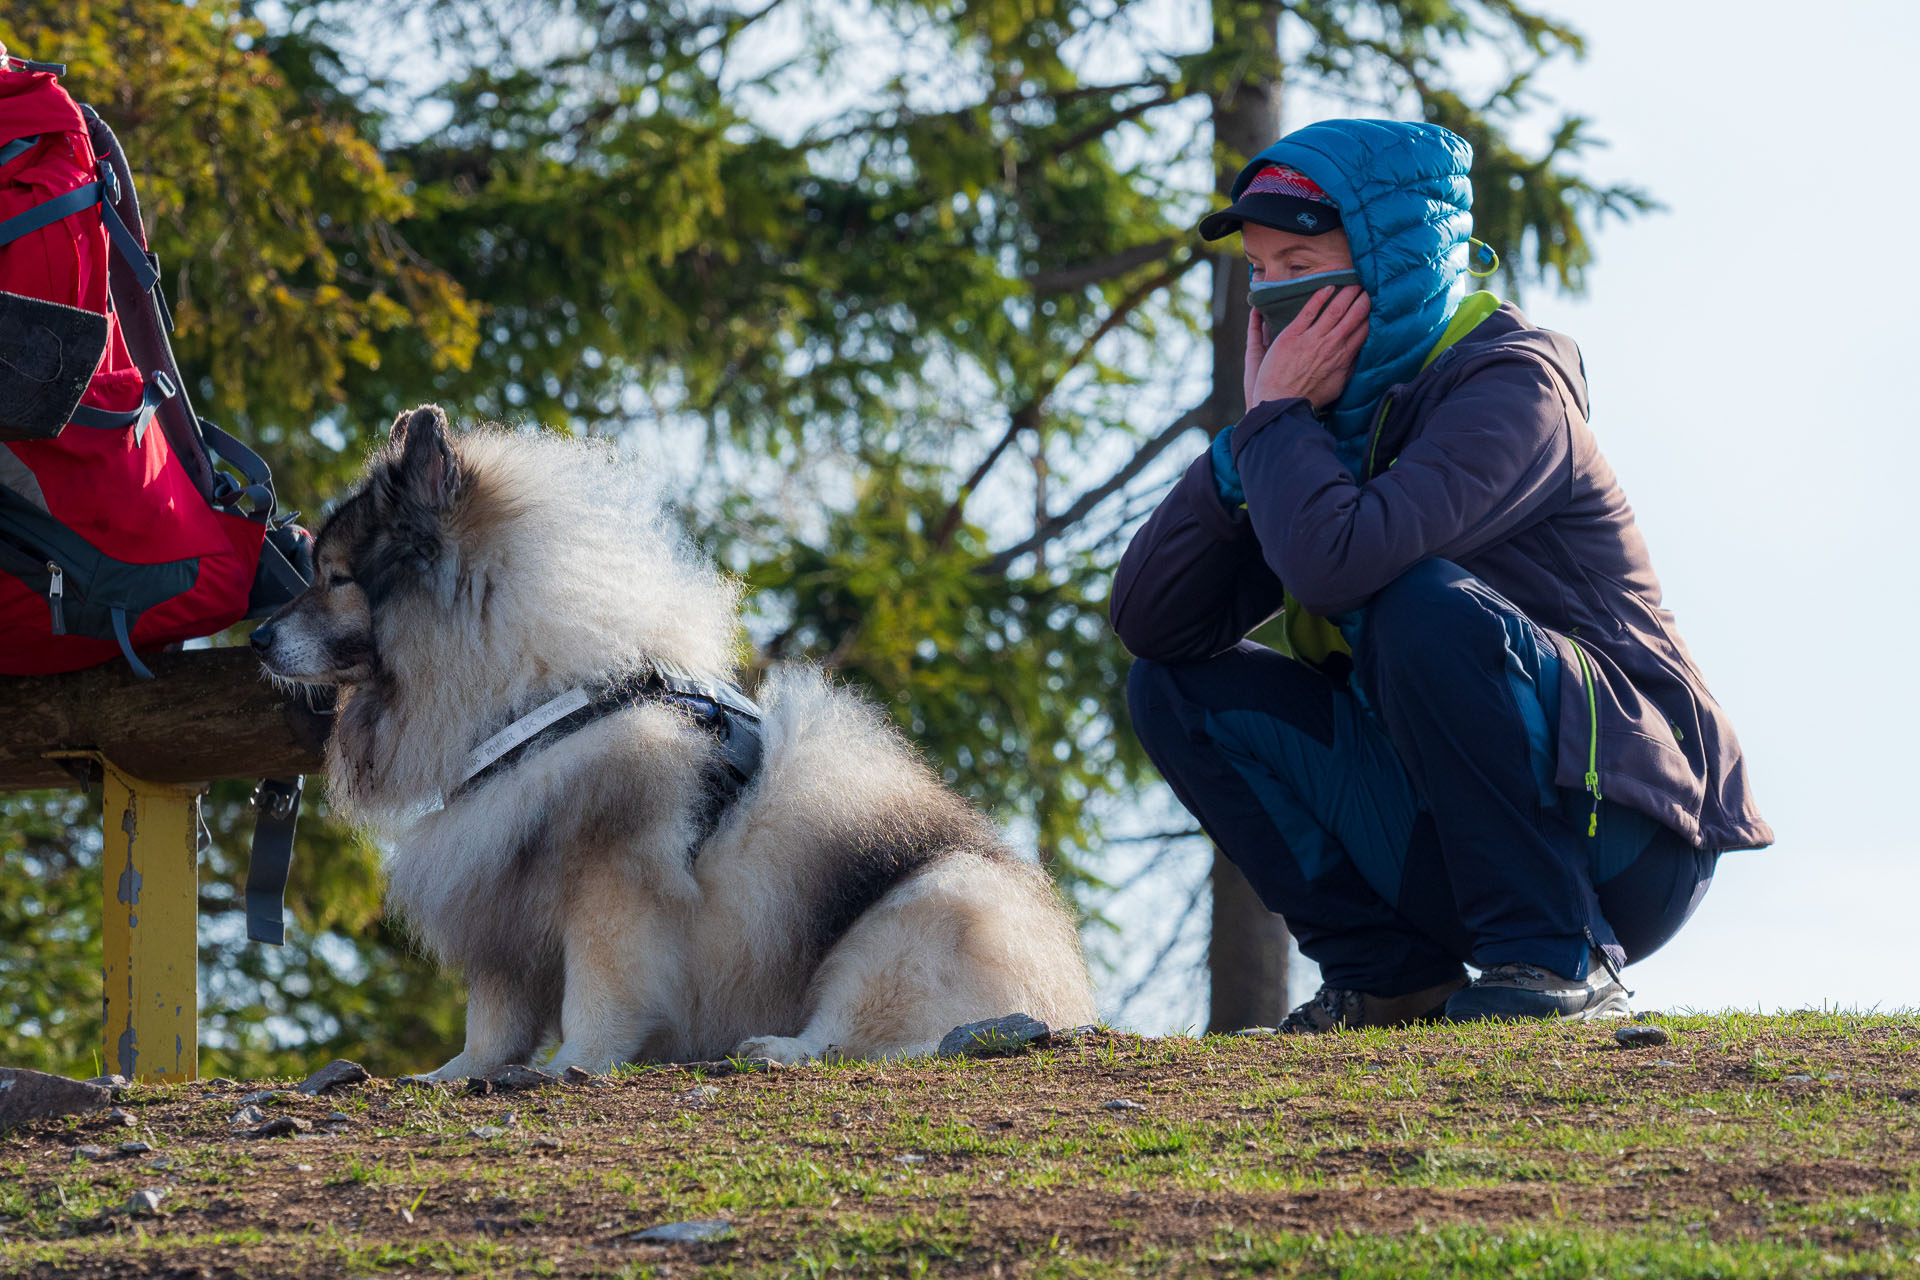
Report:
252,777,298,821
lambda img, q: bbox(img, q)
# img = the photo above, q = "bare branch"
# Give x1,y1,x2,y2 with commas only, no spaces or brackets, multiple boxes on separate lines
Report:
1026,237,1180,294
931,401,1040,548
1113,867,1211,1010
982,398,1214,575
933,251,1201,549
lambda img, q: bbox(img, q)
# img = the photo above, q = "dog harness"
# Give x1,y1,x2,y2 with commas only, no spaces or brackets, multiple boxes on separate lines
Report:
450,662,765,855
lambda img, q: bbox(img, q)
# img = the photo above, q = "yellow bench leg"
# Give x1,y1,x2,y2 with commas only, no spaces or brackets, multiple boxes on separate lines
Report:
97,760,201,1083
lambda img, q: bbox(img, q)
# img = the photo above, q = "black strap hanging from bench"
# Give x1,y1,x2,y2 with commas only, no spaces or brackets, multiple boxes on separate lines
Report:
246,776,303,945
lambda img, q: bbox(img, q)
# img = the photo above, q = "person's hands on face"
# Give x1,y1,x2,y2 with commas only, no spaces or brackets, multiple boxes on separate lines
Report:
1238,221,1370,414
1244,286,1371,414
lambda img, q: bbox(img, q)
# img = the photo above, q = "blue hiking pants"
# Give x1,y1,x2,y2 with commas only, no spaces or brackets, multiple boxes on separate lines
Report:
1126,559,1715,995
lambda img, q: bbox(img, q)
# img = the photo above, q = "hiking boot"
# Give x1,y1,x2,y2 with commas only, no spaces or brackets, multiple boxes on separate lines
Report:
1444,949,1630,1022
1275,973,1468,1034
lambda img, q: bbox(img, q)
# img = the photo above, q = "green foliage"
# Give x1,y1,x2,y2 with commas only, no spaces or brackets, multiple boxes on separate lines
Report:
0,0,1646,1074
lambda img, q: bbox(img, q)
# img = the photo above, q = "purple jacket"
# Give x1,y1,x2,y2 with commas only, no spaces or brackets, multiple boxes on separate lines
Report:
1112,303,1771,853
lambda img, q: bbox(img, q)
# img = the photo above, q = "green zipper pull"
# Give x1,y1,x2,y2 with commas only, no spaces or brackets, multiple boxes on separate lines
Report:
1569,638,1603,838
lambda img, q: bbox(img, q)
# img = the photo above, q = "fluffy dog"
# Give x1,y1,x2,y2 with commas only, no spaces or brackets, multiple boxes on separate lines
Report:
252,405,1096,1076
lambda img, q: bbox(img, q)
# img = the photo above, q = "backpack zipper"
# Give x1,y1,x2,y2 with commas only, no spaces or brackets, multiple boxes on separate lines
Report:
46,560,66,634
1567,637,1602,836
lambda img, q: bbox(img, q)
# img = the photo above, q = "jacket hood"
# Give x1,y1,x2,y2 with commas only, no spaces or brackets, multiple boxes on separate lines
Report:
1363,301,1591,472
1446,302,1591,418
1235,119,1475,458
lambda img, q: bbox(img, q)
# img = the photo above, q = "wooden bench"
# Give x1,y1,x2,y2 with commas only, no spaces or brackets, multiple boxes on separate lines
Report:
0,648,325,1082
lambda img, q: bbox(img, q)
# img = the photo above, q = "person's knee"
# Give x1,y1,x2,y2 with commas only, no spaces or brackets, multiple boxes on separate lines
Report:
1362,559,1485,682
1125,657,1181,751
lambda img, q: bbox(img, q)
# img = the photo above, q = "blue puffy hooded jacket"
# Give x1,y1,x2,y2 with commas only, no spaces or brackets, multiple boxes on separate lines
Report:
1229,119,1475,463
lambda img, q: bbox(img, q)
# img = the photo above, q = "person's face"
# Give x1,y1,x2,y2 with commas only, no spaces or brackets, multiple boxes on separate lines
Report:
1242,222,1354,283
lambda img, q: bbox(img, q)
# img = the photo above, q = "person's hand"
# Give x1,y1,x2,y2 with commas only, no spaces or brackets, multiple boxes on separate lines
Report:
1244,286,1371,414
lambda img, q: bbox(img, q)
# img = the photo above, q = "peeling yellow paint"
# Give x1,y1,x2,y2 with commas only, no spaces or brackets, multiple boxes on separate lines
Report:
92,759,202,1084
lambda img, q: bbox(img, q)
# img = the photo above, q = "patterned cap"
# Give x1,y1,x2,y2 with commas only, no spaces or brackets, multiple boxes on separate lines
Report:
1198,163,1343,240
1242,165,1334,204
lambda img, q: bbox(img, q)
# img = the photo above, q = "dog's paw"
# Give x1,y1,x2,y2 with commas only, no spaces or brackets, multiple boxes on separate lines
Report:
545,1044,624,1077
733,1036,817,1066
422,1053,493,1082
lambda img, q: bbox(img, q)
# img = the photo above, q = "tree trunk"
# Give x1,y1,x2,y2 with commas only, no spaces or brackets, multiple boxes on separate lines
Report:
1207,847,1291,1031
1203,0,1292,1034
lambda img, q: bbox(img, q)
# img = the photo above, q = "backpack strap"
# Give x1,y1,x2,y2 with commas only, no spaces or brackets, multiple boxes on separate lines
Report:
198,418,278,521
245,777,304,945
66,369,175,445
0,168,158,291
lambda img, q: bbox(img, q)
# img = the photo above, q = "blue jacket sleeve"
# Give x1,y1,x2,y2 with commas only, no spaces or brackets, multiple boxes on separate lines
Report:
1231,355,1573,615
1109,449,1287,663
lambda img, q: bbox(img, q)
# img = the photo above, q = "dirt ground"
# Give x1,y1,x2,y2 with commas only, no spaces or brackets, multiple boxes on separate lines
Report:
2,1013,1917,1278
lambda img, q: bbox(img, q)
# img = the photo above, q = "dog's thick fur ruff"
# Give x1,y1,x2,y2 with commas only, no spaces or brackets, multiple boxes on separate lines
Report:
255,406,1097,1075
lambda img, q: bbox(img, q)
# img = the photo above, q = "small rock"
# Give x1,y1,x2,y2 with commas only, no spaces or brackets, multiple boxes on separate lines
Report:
229,1105,268,1129
469,1125,510,1140
74,1144,113,1160
937,1013,1051,1058
1101,1099,1144,1112
107,1107,138,1127
119,1188,166,1216
895,1153,927,1166
0,1068,112,1132
85,1074,131,1092
295,1163,313,1172
1651,1059,1685,1069
295,1058,372,1096
677,1084,722,1105
561,1065,595,1085
1613,1025,1671,1049
202,1077,240,1088
631,1218,734,1243
250,1116,312,1139
1233,1026,1278,1037
118,1141,153,1155
237,1090,287,1107
1783,1073,1815,1082
531,1135,562,1150
326,1111,351,1124
145,1156,179,1171
477,1065,559,1093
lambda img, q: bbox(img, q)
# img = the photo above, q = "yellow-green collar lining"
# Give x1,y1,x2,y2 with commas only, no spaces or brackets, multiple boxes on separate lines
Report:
1364,291,1503,479
1421,290,1502,372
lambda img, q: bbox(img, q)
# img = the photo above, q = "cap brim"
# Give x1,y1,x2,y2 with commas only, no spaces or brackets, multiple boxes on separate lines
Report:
1197,192,1343,242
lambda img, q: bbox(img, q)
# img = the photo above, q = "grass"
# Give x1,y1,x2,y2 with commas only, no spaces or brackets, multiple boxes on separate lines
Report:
0,1012,1915,1277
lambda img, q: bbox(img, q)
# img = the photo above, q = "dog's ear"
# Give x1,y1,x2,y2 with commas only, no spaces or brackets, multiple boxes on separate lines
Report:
391,404,460,514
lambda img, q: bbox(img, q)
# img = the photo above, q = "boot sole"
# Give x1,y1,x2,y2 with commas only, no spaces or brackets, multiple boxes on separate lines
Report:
1445,988,1632,1023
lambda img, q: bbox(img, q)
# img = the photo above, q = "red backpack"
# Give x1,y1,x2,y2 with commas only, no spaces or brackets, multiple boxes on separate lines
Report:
0,55,314,946
0,55,309,679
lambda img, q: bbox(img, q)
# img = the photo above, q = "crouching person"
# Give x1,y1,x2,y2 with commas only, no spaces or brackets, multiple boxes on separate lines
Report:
1112,119,1770,1029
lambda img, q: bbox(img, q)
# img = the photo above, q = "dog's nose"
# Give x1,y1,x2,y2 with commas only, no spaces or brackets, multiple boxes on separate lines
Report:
250,620,276,653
